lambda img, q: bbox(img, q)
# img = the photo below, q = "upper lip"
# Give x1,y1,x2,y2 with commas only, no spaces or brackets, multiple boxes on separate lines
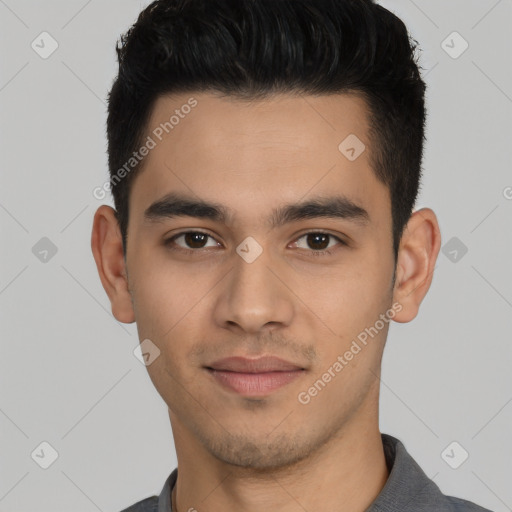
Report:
206,356,305,373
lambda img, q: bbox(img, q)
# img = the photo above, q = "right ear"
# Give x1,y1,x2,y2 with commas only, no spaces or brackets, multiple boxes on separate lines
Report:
90,205,135,323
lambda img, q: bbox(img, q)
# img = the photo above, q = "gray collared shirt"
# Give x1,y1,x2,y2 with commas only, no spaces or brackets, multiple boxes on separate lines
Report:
119,433,493,511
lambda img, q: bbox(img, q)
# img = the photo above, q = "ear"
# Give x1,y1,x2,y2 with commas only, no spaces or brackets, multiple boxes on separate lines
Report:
392,208,441,323
91,205,135,323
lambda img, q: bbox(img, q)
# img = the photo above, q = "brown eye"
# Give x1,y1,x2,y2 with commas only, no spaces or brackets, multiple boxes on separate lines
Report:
182,232,209,248
294,232,345,255
306,233,330,250
165,231,219,251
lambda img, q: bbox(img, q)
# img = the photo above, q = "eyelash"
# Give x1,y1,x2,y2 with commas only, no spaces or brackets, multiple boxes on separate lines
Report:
163,230,347,257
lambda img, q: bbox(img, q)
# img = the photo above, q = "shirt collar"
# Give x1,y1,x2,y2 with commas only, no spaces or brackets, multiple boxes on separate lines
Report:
157,468,176,512
157,433,440,512
366,433,441,511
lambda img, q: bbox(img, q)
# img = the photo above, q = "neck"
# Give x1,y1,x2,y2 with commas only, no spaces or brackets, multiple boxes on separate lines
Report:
169,412,389,512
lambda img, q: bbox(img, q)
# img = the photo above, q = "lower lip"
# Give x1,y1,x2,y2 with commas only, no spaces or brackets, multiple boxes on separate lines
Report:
207,369,304,396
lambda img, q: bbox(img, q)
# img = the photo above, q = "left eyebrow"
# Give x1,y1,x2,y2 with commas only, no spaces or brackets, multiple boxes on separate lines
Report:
143,192,370,228
269,196,370,228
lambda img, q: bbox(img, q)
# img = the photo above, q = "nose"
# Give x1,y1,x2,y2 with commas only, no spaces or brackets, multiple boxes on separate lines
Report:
212,244,295,335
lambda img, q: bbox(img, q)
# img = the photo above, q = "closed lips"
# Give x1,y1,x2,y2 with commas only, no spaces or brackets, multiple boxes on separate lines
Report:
206,356,305,373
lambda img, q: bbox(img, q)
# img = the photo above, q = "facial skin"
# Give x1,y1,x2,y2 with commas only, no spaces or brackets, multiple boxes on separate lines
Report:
92,91,441,512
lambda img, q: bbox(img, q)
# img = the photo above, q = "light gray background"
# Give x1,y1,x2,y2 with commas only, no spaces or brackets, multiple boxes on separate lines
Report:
1,0,511,511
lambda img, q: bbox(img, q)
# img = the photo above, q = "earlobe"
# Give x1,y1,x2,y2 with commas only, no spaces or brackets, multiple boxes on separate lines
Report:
91,205,135,324
392,208,442,323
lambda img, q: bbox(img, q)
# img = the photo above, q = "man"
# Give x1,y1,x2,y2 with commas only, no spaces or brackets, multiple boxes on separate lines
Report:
91,0,492,510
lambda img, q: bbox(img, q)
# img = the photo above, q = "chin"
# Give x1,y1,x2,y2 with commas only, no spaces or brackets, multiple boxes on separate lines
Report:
198,429,321,471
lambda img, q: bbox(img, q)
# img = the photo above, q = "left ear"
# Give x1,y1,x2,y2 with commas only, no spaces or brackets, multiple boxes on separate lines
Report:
392,208,441,323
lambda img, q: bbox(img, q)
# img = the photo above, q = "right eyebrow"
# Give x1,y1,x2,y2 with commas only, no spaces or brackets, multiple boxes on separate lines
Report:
144,193,230,224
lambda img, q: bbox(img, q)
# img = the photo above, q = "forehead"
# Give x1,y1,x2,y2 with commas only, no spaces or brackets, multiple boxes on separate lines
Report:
129,91,390,231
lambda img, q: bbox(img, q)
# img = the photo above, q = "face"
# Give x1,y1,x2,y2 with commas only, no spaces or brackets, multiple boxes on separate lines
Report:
113,92,400,469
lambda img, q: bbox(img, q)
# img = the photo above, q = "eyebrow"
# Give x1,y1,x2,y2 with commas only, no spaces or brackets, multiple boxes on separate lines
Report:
143,192,370,229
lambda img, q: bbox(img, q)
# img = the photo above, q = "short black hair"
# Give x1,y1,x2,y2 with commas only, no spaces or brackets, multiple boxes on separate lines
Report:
106,0,426,263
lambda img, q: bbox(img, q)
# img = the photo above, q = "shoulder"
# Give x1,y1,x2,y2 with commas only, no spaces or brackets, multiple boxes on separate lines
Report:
375,434,494,512
118,468,177,512
396,480,494,511
118,495,159,512
444,495,494,512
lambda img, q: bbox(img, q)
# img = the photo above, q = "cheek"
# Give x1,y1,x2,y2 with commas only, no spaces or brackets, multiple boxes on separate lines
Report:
303,252,393,357
129,254,188,337
320,261,388,320
129,252,223,352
